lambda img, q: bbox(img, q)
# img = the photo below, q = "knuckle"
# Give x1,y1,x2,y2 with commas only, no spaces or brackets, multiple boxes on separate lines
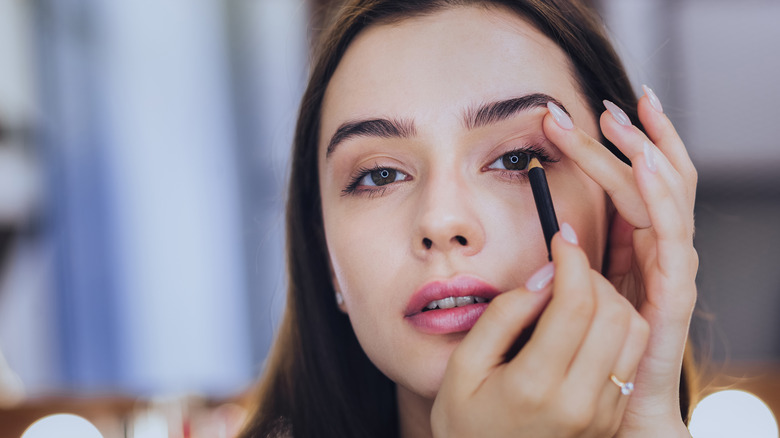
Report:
687,162,699,184
592,274,630,327
559,401,594,434
559,294,594,323
604,300,630,329
513,378,547,408
690,247,700,271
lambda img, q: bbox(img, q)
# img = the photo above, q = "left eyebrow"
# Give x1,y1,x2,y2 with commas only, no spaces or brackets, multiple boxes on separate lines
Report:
464,93,570,130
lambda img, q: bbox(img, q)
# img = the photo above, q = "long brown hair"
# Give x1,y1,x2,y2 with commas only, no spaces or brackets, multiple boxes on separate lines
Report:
239,1,694,436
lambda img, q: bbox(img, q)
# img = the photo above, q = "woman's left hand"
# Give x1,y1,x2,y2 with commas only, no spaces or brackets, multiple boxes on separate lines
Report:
543,87,697,437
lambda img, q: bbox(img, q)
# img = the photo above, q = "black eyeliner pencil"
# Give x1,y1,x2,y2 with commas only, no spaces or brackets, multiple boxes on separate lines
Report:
529,158,559,261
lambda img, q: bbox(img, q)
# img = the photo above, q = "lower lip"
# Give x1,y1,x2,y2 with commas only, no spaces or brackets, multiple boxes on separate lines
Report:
405,303,489,335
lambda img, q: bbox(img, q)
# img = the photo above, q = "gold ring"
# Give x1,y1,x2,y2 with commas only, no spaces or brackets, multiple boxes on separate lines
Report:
610,373,635,395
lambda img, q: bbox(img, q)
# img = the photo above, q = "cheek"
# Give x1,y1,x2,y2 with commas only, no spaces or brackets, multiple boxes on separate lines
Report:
550,166,609,269
483,188,552,284
324,204,408,309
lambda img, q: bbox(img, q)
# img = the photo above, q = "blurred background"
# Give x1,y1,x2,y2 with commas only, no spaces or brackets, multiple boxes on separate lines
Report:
0,0,778,436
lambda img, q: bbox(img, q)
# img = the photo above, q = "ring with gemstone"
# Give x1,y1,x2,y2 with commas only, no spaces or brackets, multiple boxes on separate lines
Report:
610,373,635,395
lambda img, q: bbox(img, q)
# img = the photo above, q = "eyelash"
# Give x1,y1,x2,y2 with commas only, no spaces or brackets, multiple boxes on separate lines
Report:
342,164,394,197
486,145,557,182
341,145,557,197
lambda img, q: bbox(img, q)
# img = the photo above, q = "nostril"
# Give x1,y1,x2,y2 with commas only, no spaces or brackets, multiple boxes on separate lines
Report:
422,238,433,249
455,235,467,246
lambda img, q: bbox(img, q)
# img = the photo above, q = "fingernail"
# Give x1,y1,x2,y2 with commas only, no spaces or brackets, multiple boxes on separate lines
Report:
603,100,631,126
547,101,574,130
560,222,578,245
526,262,555,292
643,141,658,173
642,84,664,113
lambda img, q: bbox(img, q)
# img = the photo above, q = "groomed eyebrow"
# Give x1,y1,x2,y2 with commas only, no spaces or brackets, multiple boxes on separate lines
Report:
326,118,416,157
464,93,569,130
325,93,570,158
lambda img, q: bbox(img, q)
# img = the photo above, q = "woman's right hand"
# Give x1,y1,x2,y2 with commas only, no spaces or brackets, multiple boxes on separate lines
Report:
431,227,650,438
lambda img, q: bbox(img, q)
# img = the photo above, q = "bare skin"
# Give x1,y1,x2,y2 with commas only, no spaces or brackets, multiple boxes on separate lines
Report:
319,5,696,438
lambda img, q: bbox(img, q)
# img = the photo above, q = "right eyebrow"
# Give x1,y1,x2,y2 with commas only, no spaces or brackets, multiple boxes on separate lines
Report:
326,118,417,158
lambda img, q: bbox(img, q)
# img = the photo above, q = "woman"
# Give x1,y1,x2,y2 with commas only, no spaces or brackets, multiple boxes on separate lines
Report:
241,0,698,436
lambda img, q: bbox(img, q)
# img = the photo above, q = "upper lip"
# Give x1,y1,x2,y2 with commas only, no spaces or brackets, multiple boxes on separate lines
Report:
405,275,502,316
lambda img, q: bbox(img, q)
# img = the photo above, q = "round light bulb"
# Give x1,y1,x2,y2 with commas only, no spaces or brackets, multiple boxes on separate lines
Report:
22,413,104,438
689,389,778,438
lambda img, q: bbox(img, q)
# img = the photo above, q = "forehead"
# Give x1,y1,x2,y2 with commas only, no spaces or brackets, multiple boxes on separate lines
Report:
320,5,583,146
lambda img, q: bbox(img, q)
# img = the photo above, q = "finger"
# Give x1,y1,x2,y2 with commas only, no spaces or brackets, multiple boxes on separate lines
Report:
543,108,650,228
638,85,697,192
511,224,594,382
600,104,691,219
451,274,553,382
586,309,648,436
563,271,633,398
634,143,695,271
604,310,649,408
632,144,698,362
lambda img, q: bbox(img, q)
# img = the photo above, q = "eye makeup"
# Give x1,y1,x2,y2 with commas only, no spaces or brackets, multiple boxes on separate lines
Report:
339,143,557,197
341,163,410,196
528,157,559,261
484,145,556,181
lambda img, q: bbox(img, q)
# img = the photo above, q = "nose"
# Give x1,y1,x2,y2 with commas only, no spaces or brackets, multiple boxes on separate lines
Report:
413,176,485,257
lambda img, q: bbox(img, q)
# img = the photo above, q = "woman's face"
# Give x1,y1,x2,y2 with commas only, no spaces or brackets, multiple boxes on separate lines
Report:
319,6,608,400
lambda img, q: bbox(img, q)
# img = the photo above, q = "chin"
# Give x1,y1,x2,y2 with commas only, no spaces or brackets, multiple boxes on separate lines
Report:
401,367,446,401
399,337,462,400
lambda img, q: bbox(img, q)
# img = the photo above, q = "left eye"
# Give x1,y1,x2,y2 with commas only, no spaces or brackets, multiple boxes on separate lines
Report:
359,167,406,186
488,150,531,171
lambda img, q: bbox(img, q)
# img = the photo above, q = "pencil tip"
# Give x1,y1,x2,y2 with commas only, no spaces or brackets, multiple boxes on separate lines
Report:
529,157,542,169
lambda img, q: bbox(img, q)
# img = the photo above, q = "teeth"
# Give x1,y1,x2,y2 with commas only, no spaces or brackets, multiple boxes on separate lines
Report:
455,296,473,307
438,297,456,309
423,295,489,311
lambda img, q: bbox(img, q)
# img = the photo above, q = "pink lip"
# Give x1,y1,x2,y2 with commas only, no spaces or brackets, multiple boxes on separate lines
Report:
405,276,502,335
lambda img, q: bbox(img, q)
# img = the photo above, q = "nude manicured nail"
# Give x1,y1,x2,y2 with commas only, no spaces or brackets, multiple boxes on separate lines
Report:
560,222,578,245
603,100,631,126
547,101,574,130
642,84,664,113
526,262,555,292
643,141,658,173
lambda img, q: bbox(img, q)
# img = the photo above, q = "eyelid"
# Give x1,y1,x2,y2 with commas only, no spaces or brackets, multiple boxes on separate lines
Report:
487,151,529,171
484,144,556,170
358,167,408,187
341,163,411,196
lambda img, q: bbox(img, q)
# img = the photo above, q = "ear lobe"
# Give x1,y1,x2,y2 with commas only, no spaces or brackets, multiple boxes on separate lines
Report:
328,258,349,314
335,291,348,313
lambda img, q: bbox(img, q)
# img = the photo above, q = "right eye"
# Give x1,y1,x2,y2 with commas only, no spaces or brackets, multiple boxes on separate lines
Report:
359,167,406,187
488,150,531,171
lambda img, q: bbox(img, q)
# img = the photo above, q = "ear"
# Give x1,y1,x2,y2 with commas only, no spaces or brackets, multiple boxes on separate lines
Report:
328,258,349,314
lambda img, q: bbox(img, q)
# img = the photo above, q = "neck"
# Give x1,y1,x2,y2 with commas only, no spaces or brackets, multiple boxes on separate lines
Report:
396,384,434,438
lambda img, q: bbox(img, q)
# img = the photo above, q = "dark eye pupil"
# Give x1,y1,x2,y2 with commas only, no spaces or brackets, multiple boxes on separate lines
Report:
371,168,397,186
502,152,529,170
